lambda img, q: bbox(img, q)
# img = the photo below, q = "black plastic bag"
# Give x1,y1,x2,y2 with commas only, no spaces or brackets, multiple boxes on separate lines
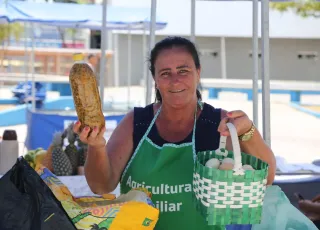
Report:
0,157,76,230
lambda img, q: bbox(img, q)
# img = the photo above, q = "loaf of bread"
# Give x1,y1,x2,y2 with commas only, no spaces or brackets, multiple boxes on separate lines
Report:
69,62,105,132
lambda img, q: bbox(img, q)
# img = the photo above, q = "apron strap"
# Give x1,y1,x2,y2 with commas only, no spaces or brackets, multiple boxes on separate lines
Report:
142,105,162,139
147,103,200,162
121,101,201,182
192,102,199,163
121,105,162,182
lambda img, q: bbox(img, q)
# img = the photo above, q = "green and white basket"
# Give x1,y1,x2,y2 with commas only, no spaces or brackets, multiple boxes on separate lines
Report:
193,123,269,226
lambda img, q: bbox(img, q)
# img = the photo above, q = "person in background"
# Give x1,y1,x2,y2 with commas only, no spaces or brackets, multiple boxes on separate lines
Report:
87,53,100,85
74,36,276,230
299,194,320,228
87,54,98,72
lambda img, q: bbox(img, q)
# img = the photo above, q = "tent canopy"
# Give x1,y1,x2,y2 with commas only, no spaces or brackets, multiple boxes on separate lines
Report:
0,1,31,24
0,1,167,30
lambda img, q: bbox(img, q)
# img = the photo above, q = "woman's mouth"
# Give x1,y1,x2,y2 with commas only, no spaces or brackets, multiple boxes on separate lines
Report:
169,89,185,93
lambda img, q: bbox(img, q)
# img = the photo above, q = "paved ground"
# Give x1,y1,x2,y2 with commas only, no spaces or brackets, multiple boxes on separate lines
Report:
0,104,15,111
206,93,320,164
303,105,320,113
0,86,319,165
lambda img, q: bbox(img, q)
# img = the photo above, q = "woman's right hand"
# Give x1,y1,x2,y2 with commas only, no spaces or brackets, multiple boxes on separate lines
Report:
73,121,107,150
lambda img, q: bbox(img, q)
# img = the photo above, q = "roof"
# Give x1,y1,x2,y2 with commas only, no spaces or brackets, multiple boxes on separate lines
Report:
112,0,320,39
1,1,167,30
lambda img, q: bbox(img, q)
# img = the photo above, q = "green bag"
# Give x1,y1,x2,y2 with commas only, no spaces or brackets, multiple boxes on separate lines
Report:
193,123,269,226
252,185,318,230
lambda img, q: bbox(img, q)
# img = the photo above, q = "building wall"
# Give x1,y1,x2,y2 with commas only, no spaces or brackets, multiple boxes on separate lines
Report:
107,34,320,86
226,37,320,81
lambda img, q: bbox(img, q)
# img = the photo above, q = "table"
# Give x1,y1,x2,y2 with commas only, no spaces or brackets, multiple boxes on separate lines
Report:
60,174,320,206
58,175,120,197
273,174,320,207
1,174,319,205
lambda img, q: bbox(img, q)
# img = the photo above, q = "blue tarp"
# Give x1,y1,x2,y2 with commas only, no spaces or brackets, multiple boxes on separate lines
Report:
25,108,125,150
0,1,167,30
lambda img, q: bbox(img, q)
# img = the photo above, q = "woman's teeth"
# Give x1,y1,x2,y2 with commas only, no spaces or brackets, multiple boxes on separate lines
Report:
169,89,184,93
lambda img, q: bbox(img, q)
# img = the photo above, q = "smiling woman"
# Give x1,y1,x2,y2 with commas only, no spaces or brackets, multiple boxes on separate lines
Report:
149,37,202,107
73,36,277,230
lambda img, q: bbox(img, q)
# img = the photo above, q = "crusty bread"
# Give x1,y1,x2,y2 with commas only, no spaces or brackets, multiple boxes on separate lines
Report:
69,62,105,132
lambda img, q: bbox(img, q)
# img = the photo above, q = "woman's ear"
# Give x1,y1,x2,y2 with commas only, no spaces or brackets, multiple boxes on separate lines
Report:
154,76,158,87
196,67,201,83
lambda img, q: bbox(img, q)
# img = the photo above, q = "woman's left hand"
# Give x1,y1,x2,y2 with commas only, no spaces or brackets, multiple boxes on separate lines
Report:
218,110,253,137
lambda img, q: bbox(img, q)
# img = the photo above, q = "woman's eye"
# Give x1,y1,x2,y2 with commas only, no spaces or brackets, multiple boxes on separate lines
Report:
179,69,188,74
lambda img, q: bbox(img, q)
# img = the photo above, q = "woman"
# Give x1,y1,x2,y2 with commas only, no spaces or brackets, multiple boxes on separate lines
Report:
74,36,276,230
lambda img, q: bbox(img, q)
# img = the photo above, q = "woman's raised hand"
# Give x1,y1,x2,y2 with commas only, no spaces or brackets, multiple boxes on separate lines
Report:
73,121,107,150
218,110,253,137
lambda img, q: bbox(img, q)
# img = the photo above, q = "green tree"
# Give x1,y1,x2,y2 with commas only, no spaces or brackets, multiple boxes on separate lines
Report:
0,19,24,44
0,0,23,43
270,0,320,18
0,0,25,69
0,23,24,70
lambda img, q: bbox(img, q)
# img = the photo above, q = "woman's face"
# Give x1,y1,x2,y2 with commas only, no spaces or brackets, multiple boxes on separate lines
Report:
154,47,200,108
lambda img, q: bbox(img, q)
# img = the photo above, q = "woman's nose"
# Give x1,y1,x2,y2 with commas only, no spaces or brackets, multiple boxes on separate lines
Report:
171,73,180,83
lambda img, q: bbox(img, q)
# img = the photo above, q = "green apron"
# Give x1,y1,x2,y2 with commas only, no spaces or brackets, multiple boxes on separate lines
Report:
120,104,224,230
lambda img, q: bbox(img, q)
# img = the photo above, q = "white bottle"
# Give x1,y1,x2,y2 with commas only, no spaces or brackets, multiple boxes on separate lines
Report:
0,140,19,175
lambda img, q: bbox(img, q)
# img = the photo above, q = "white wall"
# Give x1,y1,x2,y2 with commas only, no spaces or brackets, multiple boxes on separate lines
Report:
107,34,320,87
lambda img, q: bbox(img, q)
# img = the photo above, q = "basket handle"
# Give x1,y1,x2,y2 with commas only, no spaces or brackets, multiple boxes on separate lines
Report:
216,122,245,175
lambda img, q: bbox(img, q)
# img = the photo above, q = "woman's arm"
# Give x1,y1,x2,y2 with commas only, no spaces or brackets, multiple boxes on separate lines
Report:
77,111,134,195
237,128,276,185
221,110,276,185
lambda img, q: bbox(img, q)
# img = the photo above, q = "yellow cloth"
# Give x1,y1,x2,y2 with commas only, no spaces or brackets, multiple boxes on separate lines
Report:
37,166,159,230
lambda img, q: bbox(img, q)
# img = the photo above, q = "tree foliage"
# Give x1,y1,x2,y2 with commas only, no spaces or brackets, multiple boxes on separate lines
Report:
0,23,24,44
270,0,320,18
